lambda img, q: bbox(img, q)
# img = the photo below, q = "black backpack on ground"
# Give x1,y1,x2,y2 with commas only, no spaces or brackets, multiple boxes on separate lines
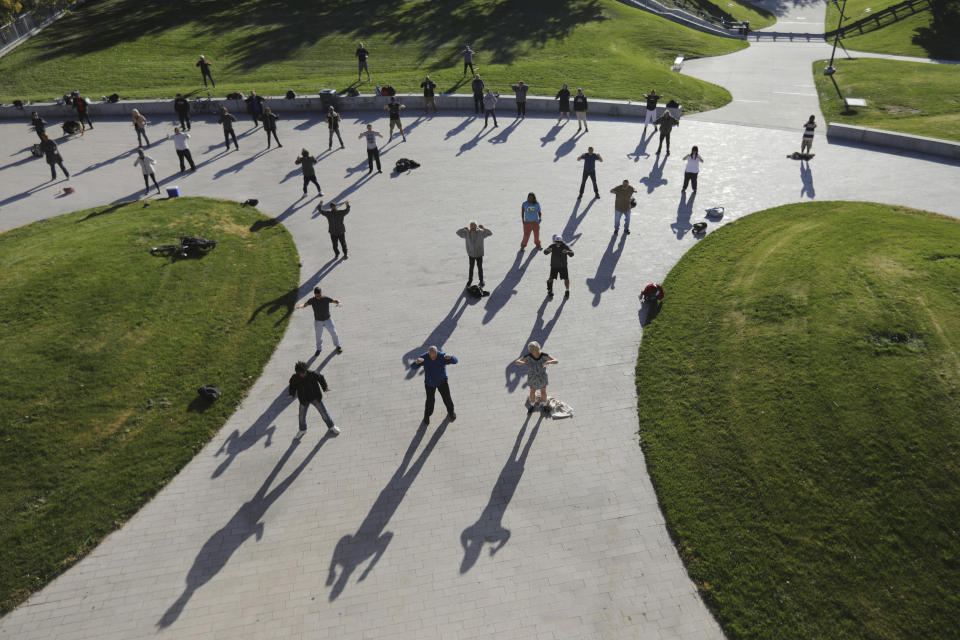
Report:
467,285,489,299
394,158,420,173
198,385,222,401
107,93,119,103
285,90,296,99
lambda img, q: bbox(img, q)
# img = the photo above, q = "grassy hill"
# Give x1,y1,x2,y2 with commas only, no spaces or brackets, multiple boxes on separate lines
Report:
825,0,960,58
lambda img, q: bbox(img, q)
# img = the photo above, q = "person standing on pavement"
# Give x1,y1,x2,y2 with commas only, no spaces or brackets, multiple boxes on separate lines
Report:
610,179,636,234
462,44,476,76
245,91,264,126
172,127,196,172
288,361,340,439
555,83,571,121
296,286,343,355
39,134,69,181
296,149,322,196
420,75,438,114
573,88,588,132
800,115,816,155
456,221,493,288
511,81,529,118
218,107,239,150
196,55,215,88
356,42,371,81
471,74,485,114
515,341,558,412
643,89,662,129
72,91,93,130
317,200,350,259
482,89,499,128
682,146,704,193
544,235,573,298
326,106,345,149
262,106,282,148
359,123,383,173
411,346,458,425
173,93,191,131
131,109,150,148
384,96,407,141
654,110,679,155
30,112,47,141
577,146,602,199
134,149,161,195
520,192,542,250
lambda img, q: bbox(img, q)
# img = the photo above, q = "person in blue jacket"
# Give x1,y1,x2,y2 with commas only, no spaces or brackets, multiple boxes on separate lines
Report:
411,346,458,425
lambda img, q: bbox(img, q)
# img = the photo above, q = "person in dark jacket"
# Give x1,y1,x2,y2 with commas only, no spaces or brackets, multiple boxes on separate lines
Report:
511,81,529,118
384,97,406,141
411,346,458,425
262,106,281,148
245,91,264,126
462,44,476,75
173,93,191,131
288,361,339,438
296,149,322,196
39,134,69,180
72,91,93,130
196,55,215,87
296,286,343,355
554,83,571,121
573,88,588,132
30,112,47,140
356,42,371,81
420,75,438,113
471,74,485,114
317,199,350,259
326,106,344,149
576,146,603,199
654,110,679,155
218,107,239,150
643,89,662,129
544,234,574,298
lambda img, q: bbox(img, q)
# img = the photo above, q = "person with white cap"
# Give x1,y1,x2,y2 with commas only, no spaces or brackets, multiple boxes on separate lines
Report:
543,234,574,299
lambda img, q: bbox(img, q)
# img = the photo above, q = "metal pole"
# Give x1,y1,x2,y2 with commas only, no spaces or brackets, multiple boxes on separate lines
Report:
825,0,848,73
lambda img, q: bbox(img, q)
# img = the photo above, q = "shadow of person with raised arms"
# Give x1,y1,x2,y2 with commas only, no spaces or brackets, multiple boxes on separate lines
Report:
482,250,537,325
585,231,627,307
402,291,474,377
505,296,567,392
671,191,695,239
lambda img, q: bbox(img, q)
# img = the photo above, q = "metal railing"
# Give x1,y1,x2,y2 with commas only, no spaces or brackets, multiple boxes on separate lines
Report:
0,2,81,57
825,0,932,38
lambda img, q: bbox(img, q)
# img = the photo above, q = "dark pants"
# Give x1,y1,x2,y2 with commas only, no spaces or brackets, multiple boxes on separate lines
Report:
358,59,369,79
177,111,191,130
48,160,68,180
77,111,93,129
328,128,344,148
265,128,281,147
683,171,698,191
424,380,454,418
250,111,261,126
35,128,46,141
136,128,150,147
473,94,483,113
330,232,347,256
579,170,598,196
223,128,239,149
463,61,474,75
176,149,196,171
656,131,671,154
516,101,526,117
468,256,484,285
484,109,497,127
143,172,159,193
201,69,215,87
303,174,321,194
366,147,381,172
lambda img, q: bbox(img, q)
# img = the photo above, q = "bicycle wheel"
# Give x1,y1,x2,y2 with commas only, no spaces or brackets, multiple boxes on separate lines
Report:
150,245,178,257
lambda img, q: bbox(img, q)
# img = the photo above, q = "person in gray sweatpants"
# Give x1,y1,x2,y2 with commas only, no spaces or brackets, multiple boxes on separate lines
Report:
456,221,493,288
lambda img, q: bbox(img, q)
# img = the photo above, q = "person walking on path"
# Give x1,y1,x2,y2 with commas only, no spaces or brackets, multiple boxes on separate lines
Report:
296,286,343,355
173,93,191,131
296,149,322,196
245,91,264,127
471,74,485,114
555,83,571,121
520,192,542,250
262,106,282,148
577,146,602,199
654,110,679,155
421,75,438,114
134,149,161,195
610,179,636,234
573,88,588,132
218,107,239,150
544,235,573,298
72,91,93,130
462,44,476,76
39,134,69,181
359,124,383,173
356,42,371,81
511,81,530,118
288,361,340,439
682,146,704,193
457,221,493,288
384,97,407,141
326,106,345,149
643,89,662,129
196,55,215,88
411,346,458,425
172,127,196,172
317,200,350,259
515,341,558,412
482,89,499,128
800,115,816,155
30,112,47,141
131,109,150,148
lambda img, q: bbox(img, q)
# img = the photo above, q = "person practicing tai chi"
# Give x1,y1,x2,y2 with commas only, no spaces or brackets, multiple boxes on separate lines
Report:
134,149,161,195
218,107,239,150
411,346,458,425
456,221,492,288
576,146,603,199
515,341,558,413
384,96,407,141
682,146,704,193
356,42,371,81
544,235,574,298
326,106,345,149
172,127,196,172
296,287,343,355
317,200,350,259
295,149,322,195
288,361,340,438
359,124,383,173
643,88,662,129
196,55,215,87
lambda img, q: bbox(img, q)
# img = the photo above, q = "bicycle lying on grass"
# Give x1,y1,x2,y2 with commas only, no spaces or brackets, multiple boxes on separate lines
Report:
150,236,218,259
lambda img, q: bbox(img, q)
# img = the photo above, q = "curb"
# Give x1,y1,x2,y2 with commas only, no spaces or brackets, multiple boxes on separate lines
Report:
827,122,960,161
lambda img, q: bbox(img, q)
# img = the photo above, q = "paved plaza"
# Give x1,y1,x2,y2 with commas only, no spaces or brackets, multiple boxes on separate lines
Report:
1,2,958,638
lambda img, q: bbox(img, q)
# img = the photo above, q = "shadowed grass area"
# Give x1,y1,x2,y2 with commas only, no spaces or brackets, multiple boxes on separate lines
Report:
825,0,960,58
0,0,745,112
637,201,960,640
813,58,960,141
0,197,299,614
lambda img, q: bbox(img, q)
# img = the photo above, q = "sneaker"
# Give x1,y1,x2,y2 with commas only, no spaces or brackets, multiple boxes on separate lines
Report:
624,229,631,235
335,346,343,354
294,429,306,440
564,290,570,299
334,252,340,258
547,291,554,298
314,349,321,356
343,254,348,260
448,412,457,422
576,194,582,200
328,425,340,436
422,416,430,426
594,193,600,199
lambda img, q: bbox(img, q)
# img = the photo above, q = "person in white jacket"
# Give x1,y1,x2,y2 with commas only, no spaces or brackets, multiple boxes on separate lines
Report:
134,149,161,195
171,127,196,172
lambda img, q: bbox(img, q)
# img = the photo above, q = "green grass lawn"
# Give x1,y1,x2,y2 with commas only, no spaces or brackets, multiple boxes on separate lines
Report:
662,0,776,29
636,201,960,640
824,0,960,58
813,58,960,140
0,0,746,113
0,197,299,614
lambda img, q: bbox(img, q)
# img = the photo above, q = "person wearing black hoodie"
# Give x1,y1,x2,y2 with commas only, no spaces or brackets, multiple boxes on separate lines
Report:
72,91,93,130
30,112,47,140
173,93,191,131
544,234,574,298
471,74,485,114
288,361,340,438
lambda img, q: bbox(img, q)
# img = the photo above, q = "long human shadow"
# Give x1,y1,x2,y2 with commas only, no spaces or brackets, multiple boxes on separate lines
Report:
158,436,328,628
445,116,475,140
402,291,475,378
560,197,596,247
72,147,138,176
482,249,538,325
457,127,491,156
78,201,134,222
800,161,815,199
627,128,652,163
539,121,563,147
553,130,583,163
247,257,341,328
504,296,567,393
585,231,627,307
638,154,668,194
0,178,62,208
460,414,542,573
487,119,520,145
0,154,41,172
293,117,323,131
327,419,449,601
326,171,376,202
212,149,268,179
278,166,302,184
671,191,696,239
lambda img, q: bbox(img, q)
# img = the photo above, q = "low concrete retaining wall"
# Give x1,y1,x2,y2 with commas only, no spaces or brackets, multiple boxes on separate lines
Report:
827,123,960,161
